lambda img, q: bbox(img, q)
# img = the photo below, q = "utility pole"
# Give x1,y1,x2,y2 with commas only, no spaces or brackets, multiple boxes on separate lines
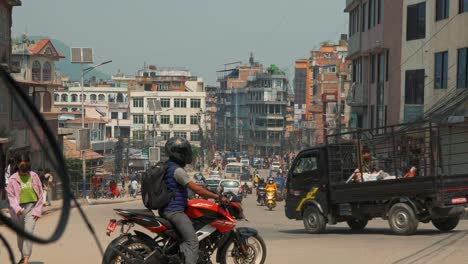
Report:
235,89,239,151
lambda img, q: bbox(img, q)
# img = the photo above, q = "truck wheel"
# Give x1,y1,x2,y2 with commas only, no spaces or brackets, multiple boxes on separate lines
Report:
346,218,368,231
388,203,419,235
303,206,326,234
432,217,460,232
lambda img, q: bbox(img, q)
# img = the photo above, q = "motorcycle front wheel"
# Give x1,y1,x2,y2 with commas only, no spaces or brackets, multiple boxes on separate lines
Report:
221,234,267,264
102,235,156,264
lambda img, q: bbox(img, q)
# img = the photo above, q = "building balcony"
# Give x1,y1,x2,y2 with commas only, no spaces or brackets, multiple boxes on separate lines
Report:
109,102,129,109
346,83,368,107
348,33,361,59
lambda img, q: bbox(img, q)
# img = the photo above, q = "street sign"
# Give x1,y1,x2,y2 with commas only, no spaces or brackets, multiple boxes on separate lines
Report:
141,148,149,157
76,129,90,150
149,147,161,163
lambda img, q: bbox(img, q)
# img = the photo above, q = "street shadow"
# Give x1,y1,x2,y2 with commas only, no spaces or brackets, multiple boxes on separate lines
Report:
279,227,449,237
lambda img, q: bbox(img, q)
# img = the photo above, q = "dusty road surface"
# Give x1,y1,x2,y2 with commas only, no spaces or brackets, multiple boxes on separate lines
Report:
1,170,467,263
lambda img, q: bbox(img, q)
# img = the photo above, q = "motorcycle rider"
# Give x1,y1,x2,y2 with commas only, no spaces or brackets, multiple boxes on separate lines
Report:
265,178,278,196
242,182,249,194
256,178,266,203
160,137,229,264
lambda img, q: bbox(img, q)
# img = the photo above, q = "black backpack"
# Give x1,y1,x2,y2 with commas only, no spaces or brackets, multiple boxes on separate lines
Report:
141,162,173,210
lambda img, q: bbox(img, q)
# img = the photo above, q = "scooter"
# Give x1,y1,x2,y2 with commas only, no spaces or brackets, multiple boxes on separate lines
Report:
257,186,266,206
265,188,277,211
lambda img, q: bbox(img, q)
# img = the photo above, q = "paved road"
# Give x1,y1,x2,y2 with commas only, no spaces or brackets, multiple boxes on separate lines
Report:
1,169,467,263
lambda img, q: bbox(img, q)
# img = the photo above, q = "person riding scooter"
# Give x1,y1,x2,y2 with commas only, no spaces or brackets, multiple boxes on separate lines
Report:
256,178,266,205
265,178,278,210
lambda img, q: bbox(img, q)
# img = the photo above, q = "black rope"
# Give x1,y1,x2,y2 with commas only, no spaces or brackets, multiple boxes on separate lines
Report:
0,68,104,262
0,233,15,264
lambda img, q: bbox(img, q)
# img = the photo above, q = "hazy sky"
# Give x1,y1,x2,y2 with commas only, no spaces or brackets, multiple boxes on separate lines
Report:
12,0,348,85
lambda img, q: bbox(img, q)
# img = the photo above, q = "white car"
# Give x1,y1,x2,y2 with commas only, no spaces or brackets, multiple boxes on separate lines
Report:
271,162,281,172
219,179,241,194
209,170,220,177
240,159,250,167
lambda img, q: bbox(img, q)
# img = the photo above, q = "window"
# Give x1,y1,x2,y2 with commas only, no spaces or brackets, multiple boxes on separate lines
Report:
144,84,152,91
327,66,336,73
32,61,41,81
378,0,383,24
349,7,360,36
173,82,181,88
458,48,468,88
54,93,59,102
122,112,128,119
407,2,426,41
405,69,425,104
71,94,78,102
161,98,170,108
161,132,170,140
157,83,169,91
174,98,187,108
190,115,199,125
90,94,97,101
133,114,144,124
386,50,390,81
460,0,468,13
368,0,375,29
61,94,68,102
436,0,449,20
147,115,155,124
98,94,105,101
434,51,448,89
133,130,145,140
161,115,170,124
174,115,186,125
42,62,52,82
352,59,362,83
174,132,187,139
133,98,144,108
111,112,118,119
190,132,200,141
371,55,376,83
293,155,318,174
362,3,367,32
190,99,201,108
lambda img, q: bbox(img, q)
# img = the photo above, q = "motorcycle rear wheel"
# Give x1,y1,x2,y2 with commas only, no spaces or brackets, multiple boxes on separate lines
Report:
102,236,155,264
221,234,267,264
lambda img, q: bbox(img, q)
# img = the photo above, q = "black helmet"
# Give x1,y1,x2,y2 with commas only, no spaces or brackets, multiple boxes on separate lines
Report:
165,137,193,165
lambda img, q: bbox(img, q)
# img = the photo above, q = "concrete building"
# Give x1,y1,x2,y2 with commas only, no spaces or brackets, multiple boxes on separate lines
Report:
216,55,263,151
345,0,403,128
293,59,310,124
128,91,207,147
54,86,130,139
243,65,290,155
306,38,351,145
6,38,65,167
399,0,468,122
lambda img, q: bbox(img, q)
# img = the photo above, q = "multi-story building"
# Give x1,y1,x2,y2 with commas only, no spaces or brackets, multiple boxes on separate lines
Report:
0,0,21,71
244,65,290,155
54,86,130,139
345,0,468,127
216,55,263,151
128,91,206,147
345,0,403,128
6,38,64,166
399,0,468,122
304,38,351,146
294,59,312,123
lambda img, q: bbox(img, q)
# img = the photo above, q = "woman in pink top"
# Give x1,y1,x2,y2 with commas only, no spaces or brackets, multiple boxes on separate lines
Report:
5,154,43,264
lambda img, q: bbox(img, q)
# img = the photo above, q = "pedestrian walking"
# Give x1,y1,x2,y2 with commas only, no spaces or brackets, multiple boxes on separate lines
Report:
5,154,43,264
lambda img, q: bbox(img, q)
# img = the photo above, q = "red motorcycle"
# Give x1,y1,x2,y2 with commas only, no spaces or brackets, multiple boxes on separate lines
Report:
103,198,267,264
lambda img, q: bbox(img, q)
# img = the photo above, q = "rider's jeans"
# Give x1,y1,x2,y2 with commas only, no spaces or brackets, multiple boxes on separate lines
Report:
161,211,199,264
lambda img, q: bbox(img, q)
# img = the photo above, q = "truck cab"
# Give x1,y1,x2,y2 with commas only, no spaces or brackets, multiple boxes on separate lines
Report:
285,123,468,235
